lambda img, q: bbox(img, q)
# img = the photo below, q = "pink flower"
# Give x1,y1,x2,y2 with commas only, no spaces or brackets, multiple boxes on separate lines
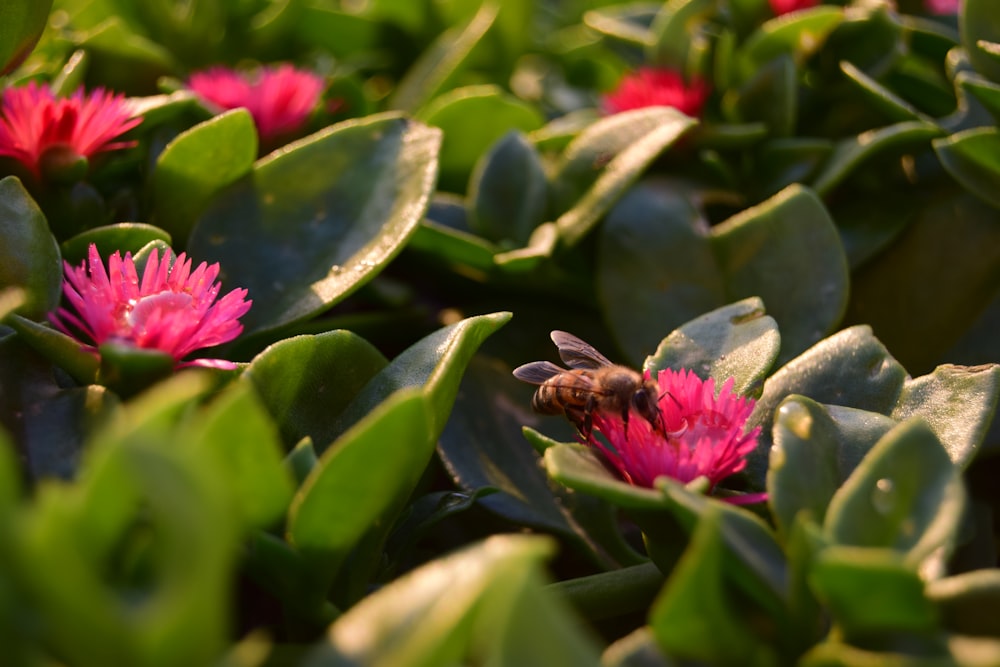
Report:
768,0,819,15
51,244,252,369
0,82,141,182
602,67,710,117
924,0,959,14
188,64,324,146
588,369,764,503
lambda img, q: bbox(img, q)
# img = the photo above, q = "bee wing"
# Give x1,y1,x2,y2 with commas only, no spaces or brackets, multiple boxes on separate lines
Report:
512,360,567,385
550,330,614,369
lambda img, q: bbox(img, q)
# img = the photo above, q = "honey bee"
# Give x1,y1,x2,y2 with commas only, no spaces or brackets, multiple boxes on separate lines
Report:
513,330,664,438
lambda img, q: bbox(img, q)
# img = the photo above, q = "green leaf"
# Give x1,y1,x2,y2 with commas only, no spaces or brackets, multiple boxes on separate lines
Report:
286,389,434,589
840,60,928,123
552,107,697,247
649,511,777,666
322,312,511,448
824,418,965,565
583,3,658,48
811,121,945,197
60,224,171,266
711,185,849,364
731,55,797,137
153,109,258,244
738,6,843,81
468,131,548,246
5,315,100,384
418,85,544,193
601,627,672,667
388,3,498,113
961,0,1000,83
744,325,907,488
545,442,666,509
648,0,717,73
188,114,442,335
182,382,295,529
927,570,1000,637
809,547,938,639
242,330,388,450
408,219,498,273
768,396,896,539
0,176,61,320
934,127,1000,209
597,181,725,362
755,138,833,198
890,364,1000,468
295,5,380,58
0,0,52,74
306,535,602,667
645,297,780,396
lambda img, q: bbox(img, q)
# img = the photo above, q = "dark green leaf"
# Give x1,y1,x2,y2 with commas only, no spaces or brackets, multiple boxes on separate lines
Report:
0,0,52,75
0,176,61,320
840,60,928,123
468,131,548,246
927,570,1000,637
152,109,258,244
711,185,849,364
418,86,544,193
243,330,388,450
60,223,172,266
934,127,1000,209
961,0,1000,83
648,0,717,72
408,219,498,273
731,55,796,137
5,315,100,384
824,418,965,564
602,627,674,667
738,6,843,81
188,114,441,335
295,5,380,57
552,107,697,246
583,4,658,48
645,297,780,396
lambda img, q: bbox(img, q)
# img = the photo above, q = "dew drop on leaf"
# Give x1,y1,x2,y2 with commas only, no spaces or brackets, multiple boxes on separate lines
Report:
871,477,897,515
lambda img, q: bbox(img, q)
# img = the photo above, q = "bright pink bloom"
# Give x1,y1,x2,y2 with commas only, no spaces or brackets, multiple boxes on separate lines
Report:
188,64,324,145
602,67,710,117
925,0,959,14
51,244,251,369
768,0,819,15
588,369,763,502
0,82,141,181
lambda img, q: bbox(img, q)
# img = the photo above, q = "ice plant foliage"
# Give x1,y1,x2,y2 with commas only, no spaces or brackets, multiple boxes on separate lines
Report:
52,244,252,369
768,0,820,15
588,368,762,502
188,64,325,145
0,81,141,182
602,67,710,117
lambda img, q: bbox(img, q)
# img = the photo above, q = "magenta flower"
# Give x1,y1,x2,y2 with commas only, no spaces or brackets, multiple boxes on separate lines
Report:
588,368,764,503
0,81,141,183
188,64,324,146
924,0,959,14
602,67,710,117
768,0,819,15
51,244,251,370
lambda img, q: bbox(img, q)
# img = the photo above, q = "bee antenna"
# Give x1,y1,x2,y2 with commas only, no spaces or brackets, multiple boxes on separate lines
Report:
659,390,681,410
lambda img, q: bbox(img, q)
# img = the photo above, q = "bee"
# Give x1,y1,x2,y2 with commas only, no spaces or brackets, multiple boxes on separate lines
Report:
513,331,664,439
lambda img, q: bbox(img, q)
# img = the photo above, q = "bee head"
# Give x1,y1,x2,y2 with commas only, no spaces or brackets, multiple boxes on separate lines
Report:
631,383,664,434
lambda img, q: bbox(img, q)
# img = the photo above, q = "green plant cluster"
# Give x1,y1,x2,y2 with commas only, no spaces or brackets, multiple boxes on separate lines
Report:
0,0,999,665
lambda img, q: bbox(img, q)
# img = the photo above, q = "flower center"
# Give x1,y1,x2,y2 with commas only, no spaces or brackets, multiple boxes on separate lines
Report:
125,291,193,329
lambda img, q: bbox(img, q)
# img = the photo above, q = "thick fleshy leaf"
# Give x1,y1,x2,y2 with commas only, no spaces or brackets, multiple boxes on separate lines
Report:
188,114,441,335
889,364,1000,467
744,326,907,488
286,389,434,590
387,3,498,113
840,60,928,123
755,138,833,198
645,297,780,396
182,382,295,529
305,536,602,667
552,107,697,246
933,127,1000,209
731,55,796,137
768,396,896,539
649,511,778,666
597,181,725,362
809,547,938,638
647,0,716,71
738,6,843,81
601,627,672,667
824,418,965,565
961,0,1000,83
152,109,258,244
0,0,52,74
438,357,643,569
242,331,388,450
320,312,511,448
60,224,171,266
583,4,658,48
810,121,945,196
295,5,381,58
5,315,100,384
468,131,548,246
711,185,849,364
0,177,61,320
408,219,497,273
545,442,667,509
418,85,544,193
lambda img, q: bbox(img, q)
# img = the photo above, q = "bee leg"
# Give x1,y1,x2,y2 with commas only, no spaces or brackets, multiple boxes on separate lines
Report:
565,405,591,440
